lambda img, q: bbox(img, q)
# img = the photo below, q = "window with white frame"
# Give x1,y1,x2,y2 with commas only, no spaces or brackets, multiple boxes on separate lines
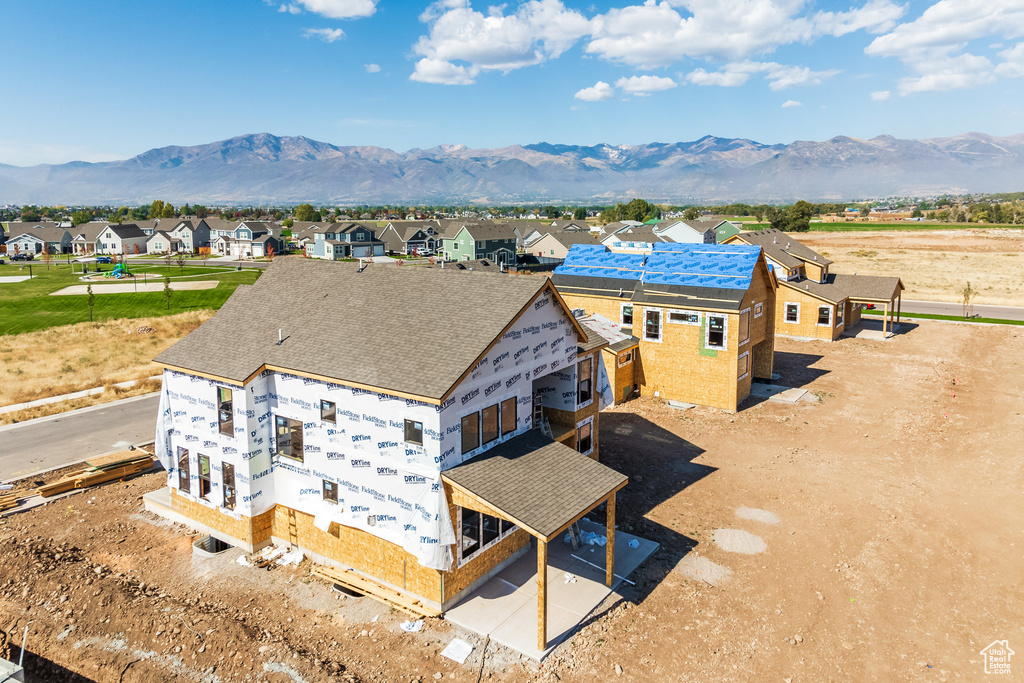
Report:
177,447,190,493
817,306,832,326
274,415,304,461
617,350,633,367
577,357,593,406
706,315,727,350
738,351,749,381
644,308,663,342
577,420,593,455
217,387,234,436
321,399,336,423
457,507,517,565
837,303,845,327
754,302,764,318
667,310,700,325
785,303,800,323
223,462,236,510
404,419,423,445
621,303,633,327
739,308,750,345
323,479,338,504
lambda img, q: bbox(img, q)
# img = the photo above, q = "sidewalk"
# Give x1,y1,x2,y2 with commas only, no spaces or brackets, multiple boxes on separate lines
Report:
0,375,162,415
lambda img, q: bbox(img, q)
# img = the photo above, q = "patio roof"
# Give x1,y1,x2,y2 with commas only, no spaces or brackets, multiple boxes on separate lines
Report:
442,431,627,541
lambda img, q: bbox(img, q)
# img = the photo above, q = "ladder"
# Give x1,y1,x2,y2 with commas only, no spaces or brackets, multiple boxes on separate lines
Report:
533,393,552,437
566,522,582,550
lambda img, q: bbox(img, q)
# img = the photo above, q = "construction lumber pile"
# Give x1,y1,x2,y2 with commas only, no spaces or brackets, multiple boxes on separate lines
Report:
0,490,26,512
36,449,156,498
312,564,441,618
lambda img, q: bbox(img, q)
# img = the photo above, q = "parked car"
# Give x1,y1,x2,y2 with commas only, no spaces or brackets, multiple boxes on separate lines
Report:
10,253,33,261
95,256,113,263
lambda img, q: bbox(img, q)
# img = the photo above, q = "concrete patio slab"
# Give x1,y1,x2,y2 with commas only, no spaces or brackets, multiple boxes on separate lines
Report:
444,519,658,661
0,276,33,283
748,383,808,404
50,281,219,295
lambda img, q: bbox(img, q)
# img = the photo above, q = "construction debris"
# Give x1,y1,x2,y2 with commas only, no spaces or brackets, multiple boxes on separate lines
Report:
35,449,155,498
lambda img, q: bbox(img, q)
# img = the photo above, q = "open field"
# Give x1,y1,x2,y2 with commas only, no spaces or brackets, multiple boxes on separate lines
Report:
0,312,211,408
0,319,1020,681
794,228,1024,306
739,222,1024,232
0,262,259,335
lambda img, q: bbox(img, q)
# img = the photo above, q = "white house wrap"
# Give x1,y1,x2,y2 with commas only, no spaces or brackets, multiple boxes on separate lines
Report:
155,288,585,572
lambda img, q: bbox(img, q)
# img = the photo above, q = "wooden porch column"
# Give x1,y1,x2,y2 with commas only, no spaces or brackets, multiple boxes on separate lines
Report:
897,294,902,324
605,494,616,588
537,538,548,652
883,303,889,336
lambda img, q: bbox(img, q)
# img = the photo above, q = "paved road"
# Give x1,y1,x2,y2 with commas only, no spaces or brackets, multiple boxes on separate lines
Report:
0,394,160,481
900,300,1024,321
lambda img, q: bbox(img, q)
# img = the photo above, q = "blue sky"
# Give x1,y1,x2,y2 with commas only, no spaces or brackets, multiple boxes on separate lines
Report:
2,0,1023,166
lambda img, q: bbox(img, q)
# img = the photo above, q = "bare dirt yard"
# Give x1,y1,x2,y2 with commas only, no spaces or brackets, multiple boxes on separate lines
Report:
796,228,1024,306
1,318,1021,681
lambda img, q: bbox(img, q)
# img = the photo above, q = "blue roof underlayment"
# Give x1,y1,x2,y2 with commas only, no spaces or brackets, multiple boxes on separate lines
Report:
555,242,761,290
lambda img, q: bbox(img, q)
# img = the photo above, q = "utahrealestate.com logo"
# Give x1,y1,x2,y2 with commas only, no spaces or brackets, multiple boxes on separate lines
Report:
980,640,1014,675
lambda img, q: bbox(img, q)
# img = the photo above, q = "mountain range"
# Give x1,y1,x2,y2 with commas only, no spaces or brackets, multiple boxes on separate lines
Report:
2,131,1022,205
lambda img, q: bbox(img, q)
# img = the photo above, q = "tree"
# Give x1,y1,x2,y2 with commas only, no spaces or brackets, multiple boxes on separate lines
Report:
962,281,977,319
175,252,187,275
163,250,174,269
683,207,700,220
281,218,294,228
294,204,321,222
71,210,93,226
786,200,815,232
87,284,95,322
42,243,52,270
859,205,870,218
764,206,787,231
20,206,40,223
198,246,211,267
911,208,924,218
266,243,275,262
163,277,172,310
572,207,587,220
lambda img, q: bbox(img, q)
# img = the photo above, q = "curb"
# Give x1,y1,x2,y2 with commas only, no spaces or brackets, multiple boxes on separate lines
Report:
0,392,162,433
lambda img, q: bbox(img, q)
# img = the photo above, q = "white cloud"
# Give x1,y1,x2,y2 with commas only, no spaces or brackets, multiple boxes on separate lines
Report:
781,99,802,107
686,60,840,90
574,80,615,101
410,57,479,85
365,63,381,73
289,0,377,19
279,4,302,14
865,0,1024,93
410,0,591,83
994,42,1024,78
409,0,901,84
615,74,677,95
871,89,891,100
302,27,345,42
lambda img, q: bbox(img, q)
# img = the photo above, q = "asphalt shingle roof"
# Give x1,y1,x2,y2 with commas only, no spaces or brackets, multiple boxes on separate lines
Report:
441,431,627,539
737,229,833,267
782,273,904,304
155,258,559,400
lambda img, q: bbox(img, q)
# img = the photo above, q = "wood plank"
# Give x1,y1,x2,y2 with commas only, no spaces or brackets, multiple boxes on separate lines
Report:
312,565,441,618
605,494,615,588
538,539,548,651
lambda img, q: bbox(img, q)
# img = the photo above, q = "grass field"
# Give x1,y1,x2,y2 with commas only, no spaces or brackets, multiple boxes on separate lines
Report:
0,311,211,409
737,222,1024,232
0,261,260,335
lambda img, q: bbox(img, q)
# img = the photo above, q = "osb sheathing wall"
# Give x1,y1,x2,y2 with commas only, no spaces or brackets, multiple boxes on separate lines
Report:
562,261,775,411
269,503,446,603
803,261,827,282
604,347,637,406
776,285,843,341
170,490,275,550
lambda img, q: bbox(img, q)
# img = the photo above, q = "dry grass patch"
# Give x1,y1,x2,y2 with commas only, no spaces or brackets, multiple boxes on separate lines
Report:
0,379,163,426
0,311,212,407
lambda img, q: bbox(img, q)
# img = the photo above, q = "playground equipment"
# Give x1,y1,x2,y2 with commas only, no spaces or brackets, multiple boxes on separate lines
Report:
104,263,131,279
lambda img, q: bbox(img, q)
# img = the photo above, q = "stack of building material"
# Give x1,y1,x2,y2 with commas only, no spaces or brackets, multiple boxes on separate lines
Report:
312,564,441,618
36,450,155,498
0,490,25,512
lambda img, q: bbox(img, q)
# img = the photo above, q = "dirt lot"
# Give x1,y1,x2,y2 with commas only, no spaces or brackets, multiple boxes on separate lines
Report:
1,319,1021,681
795,228,1024,306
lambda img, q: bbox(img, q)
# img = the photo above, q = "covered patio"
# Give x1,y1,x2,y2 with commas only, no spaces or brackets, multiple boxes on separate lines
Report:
845,275,906,338
442,431,632,656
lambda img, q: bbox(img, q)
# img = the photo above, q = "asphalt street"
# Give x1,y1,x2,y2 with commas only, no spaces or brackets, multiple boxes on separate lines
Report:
900,300,1024,321
0,393,161,481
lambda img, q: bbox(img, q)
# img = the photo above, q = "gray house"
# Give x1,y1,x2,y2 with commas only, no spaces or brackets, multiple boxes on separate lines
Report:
306,223,385,260
6,225,73,255
96,224,149,255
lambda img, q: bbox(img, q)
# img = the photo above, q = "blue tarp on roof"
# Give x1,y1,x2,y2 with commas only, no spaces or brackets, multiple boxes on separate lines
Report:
555,243,761,290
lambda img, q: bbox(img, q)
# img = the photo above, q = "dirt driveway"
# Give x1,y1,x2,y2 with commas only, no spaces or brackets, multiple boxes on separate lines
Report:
0,319,1021,681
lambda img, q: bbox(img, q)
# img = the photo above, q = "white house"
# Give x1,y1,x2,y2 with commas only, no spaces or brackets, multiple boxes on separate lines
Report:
146,231,182,254
96,224,149,255
654,219,723,244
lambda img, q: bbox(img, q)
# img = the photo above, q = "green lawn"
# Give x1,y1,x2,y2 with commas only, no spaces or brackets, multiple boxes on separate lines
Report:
0,262,261,335
862,309,1024,326
737,222,1024,233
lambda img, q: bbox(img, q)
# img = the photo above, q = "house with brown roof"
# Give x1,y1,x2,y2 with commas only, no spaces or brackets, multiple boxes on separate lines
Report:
96,223,148,255
147,258,625,651
378,220,441,255
5,224,72,255
528,230,605,260
440,222,517,264
724,229,905,339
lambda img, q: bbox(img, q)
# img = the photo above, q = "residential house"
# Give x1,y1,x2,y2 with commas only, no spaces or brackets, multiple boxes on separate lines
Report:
378,221,442,255
528,231,605,261
146,231,181,254
599,224,673,252
96,223,149,255
715,222,742,243
5,225,73,255
654,219,722,244
70,222,110,254
440,223,517,264
596,220,642,236
306,222,385,260
164,219,211,253
552,242,778,412
548,220,591,232
724,228,905,340
147,258,623,651
211,221,285,258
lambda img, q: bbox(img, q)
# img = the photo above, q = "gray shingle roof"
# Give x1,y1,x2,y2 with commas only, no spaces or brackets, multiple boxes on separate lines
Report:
442,431,627,539
454,223,518,242
11,226,70,242
539,231,604,248
155,258,561,400
604,225,671,244
782,273,904,304
736,229,833,266
105,224,147,239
